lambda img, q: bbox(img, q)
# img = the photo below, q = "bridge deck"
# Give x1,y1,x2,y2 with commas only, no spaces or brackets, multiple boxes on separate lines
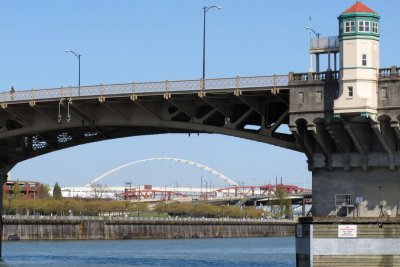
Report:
2,75,289,105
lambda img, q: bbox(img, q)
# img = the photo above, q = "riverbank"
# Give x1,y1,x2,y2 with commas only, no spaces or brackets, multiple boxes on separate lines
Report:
2,215,295,240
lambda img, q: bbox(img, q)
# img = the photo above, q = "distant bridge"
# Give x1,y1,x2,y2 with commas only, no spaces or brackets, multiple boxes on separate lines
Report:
86,157,238,187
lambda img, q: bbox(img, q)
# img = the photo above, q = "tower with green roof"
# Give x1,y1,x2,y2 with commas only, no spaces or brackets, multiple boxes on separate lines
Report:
335,1,380,115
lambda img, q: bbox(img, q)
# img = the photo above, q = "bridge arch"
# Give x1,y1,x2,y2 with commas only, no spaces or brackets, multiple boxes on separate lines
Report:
86,157,238,187
0,75,300,170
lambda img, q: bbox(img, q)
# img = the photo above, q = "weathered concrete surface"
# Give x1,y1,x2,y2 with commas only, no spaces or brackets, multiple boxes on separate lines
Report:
296,218,400,267
313,167,400,217
1,217,295,240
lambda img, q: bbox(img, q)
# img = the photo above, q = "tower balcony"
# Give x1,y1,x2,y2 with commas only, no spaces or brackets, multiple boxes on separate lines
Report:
310,36,339,54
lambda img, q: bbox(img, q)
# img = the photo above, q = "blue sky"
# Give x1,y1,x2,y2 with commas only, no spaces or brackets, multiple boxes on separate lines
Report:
1,1,399,188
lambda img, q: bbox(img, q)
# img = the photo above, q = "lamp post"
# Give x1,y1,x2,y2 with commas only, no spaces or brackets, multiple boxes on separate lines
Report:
305,27,322,73
203,5,222,80
305,26,321,38
65,49,82,95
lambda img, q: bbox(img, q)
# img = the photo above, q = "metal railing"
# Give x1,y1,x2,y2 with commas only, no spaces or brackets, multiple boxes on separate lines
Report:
1,75,289,104
310,36,339,50
3,214,295,223
335,194,353,207
2,67,399,104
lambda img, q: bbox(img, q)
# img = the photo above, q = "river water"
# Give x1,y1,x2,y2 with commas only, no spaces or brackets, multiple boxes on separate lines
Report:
1,237,295,266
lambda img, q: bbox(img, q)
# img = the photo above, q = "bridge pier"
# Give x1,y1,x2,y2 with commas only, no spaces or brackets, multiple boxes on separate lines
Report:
0,169,9,258
290,2,400,259
312,167,400,217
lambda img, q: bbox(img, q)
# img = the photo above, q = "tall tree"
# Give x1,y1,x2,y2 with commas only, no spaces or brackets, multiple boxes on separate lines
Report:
36,184,51,199
272,187,292,219
7,180,22,214
53,182,62,200
12,180,22,199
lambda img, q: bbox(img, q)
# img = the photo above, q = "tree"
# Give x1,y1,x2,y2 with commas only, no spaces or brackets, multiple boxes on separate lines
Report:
6,180,23,214
36,184,51,199
154,202,167,215
12,180,22,199
53,182,62,200
272,187,292,219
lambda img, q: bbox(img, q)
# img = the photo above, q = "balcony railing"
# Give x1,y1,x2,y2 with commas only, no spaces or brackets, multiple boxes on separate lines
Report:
379,66,400,79
290,71,340,82
310,36,339,51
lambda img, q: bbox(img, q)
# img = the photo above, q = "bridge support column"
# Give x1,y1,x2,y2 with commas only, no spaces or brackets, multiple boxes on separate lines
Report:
312,167,400,217
0,169,8,258
297,162,400,267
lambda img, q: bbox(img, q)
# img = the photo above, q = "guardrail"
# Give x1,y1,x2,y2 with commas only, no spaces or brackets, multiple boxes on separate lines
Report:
310,36,339,51
1,75,289,104
3,214,295,223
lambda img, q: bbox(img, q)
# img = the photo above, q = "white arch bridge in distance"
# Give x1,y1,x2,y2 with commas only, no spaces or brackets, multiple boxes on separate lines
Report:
85,157,238,188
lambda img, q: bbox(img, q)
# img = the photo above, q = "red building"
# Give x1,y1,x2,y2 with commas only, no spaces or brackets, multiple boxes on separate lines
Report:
3,180,42,200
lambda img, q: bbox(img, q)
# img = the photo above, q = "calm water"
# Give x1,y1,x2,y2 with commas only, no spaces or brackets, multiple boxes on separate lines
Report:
1,237,295,267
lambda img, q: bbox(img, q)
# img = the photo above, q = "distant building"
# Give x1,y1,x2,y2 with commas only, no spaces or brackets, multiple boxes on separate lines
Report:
3,180,42,200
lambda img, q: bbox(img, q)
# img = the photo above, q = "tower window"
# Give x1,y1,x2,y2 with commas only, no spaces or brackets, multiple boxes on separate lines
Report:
348,86,353,98
362,54,367,66
358,21,370,32
359,21,364,32
345,21,355,33
364,21,370,32
372,22,379,33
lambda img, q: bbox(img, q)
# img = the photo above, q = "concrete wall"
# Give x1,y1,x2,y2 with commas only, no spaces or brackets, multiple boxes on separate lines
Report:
289,79,337,125
378,77,400,121
2,217,295,240
313,167,400,217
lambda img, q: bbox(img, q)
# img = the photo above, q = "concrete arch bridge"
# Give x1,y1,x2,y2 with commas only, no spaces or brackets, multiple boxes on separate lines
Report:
1,67,400,217
0,74,294,177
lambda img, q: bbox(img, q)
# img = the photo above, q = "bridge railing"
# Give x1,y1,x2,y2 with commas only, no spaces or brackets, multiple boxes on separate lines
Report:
1,75,289,104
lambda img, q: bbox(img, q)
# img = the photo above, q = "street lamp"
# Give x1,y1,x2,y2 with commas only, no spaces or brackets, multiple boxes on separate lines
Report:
203,5,222,80
65,49,82,95
305,26,321,38
305,27,321,72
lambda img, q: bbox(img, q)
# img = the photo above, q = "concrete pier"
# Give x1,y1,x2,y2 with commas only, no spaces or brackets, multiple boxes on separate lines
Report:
296,217,400,266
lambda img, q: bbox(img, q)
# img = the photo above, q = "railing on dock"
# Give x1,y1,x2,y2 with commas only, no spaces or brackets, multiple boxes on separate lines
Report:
3,214,296,224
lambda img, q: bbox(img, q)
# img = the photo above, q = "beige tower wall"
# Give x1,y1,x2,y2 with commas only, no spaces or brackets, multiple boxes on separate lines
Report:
335,39,380,114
